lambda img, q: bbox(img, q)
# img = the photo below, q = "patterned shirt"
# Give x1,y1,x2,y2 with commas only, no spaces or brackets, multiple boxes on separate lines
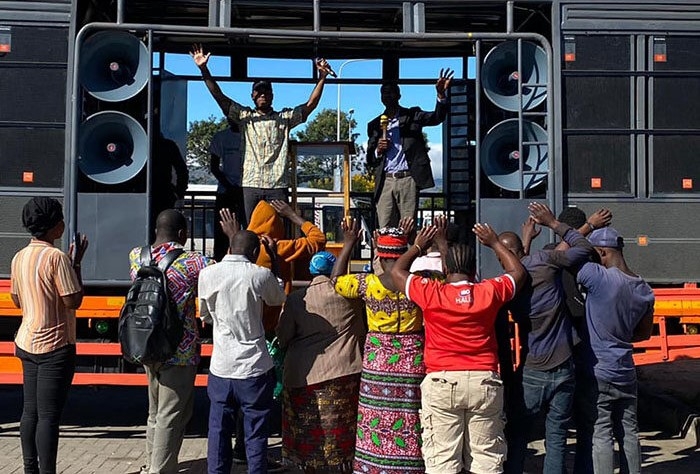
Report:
12,240,81,354
129,242,214,366
334,273,422,333
227,101,305,189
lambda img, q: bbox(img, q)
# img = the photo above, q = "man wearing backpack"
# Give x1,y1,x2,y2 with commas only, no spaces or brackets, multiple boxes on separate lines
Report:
128,210,214,474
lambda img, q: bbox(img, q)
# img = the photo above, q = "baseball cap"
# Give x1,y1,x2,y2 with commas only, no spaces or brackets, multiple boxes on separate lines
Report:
588,227,624,249
252,80,273,93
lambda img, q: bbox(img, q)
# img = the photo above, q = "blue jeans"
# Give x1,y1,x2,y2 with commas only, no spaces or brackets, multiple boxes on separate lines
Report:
506,359,575,474
16,344,76,474
592,380,640,474
207,370,275,474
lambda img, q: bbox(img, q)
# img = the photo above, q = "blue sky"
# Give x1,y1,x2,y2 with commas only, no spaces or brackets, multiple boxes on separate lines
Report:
163,54,475,181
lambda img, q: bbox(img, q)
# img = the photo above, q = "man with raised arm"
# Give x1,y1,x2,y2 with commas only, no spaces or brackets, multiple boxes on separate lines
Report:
366,69,453,228
390,216,526,474
191,45,331,221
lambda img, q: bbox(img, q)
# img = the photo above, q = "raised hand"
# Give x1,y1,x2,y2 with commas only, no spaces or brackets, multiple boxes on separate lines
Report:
522,216,541,242
189,44,211,68
69,232,89,266
528,202,557,228
433,215,449,249
588,208,613,230
473,223,499,248
398,217,415,237
436,68,455,98
270,200,296,219
219,208,240,242
260,234,278,257
341,217,362,246
415,225,437,252
315,57,332,79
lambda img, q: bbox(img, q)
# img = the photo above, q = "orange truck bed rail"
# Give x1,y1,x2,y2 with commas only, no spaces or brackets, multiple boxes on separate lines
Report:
1,283,700,385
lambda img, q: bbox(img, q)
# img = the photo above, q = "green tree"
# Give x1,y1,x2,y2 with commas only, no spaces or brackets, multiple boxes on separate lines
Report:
186,116,228,184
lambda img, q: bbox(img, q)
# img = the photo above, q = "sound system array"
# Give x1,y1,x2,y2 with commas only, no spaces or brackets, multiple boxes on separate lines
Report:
559,2,700,283
76,30,152,283
476,40,551,278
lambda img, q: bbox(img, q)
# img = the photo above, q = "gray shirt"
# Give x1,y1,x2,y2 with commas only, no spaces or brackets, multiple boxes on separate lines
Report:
198,254,286,379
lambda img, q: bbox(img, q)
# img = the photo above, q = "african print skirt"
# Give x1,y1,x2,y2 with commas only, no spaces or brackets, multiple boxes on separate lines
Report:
353,331,426,474
282,373,361,471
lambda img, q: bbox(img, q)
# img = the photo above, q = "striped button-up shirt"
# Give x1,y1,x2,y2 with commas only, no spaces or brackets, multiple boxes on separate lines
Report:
227,101,305,189
11,240,81,354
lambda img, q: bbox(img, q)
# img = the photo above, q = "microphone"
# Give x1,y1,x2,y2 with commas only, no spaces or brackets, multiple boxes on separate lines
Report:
315,57,337,78
380,115,389,140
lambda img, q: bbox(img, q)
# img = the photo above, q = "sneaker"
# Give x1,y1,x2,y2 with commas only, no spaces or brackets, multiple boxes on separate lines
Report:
267,459,286,472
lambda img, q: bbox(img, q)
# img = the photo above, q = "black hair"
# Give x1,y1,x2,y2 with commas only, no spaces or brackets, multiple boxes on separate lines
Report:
252,80,273,93
22,197,64,237
155,209,187,238
230,230,260,257
380,81,400,94
444,243,476,277
558,207,587,229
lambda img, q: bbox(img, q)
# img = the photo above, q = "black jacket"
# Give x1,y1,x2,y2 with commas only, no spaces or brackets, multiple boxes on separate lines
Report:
366,101,448,202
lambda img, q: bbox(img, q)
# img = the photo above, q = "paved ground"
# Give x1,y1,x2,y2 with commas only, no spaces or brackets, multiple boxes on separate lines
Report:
0,361,698,474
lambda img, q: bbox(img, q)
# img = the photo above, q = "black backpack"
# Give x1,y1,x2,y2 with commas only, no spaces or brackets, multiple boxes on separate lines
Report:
119,247,185,365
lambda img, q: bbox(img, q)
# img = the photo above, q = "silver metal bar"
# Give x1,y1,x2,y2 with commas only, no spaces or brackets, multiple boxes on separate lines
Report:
506,1,514,34
117,0,125,24
313,0,320,32
517,38,524,199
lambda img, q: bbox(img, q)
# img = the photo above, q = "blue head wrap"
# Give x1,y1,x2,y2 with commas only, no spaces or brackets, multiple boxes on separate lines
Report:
309,251,336,276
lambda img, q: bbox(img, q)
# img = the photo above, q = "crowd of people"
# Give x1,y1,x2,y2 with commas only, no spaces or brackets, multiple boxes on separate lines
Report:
8,49,656,474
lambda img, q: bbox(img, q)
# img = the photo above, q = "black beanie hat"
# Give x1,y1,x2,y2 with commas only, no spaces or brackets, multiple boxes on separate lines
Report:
22,197,64,237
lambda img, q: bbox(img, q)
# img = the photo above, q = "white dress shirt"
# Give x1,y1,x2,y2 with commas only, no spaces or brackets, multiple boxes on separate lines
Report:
198,254,286,379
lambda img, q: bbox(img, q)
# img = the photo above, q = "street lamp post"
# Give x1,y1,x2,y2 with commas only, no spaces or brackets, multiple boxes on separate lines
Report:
334,59,370,191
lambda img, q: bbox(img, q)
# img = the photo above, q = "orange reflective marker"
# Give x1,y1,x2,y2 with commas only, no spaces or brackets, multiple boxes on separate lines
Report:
591,177,602,189
22,172,34,183
637,235,649,247
564,53,576,62
682,178,693,190
654,53,667,63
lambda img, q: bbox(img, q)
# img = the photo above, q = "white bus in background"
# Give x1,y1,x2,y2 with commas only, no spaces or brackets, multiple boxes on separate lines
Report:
180,184,372,259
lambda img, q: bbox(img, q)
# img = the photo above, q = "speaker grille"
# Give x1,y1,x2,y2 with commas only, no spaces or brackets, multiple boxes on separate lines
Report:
0,68,67,123
651,135,700,194
564,35,631,71
0,128,65,188
565,134,631,194
564,76,630,129
653,36,700,71
654,78,700,129
2,26,68,63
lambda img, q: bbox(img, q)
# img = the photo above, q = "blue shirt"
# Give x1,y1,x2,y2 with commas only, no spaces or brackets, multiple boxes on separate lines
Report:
209,128,242,193
577,263,655,385
384,116,408,173
510,223,593,370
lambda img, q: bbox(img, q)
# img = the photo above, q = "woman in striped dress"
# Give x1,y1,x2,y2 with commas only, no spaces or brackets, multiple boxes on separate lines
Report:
332,218,425,474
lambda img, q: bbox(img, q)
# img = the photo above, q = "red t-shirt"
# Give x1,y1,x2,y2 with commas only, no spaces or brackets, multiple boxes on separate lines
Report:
405,273,516,373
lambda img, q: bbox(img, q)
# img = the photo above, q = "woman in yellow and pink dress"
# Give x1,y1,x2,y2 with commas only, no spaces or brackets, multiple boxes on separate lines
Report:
331,219,425,474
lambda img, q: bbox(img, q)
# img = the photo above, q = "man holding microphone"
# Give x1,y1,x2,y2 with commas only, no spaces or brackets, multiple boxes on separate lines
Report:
366,69,454,228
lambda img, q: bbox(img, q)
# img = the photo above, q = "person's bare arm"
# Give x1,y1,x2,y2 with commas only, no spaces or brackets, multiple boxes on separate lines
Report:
219,208,240,254
432,215,449,255
301,58,330,121
473,223,526,292
270,200,305,228
261,235,280,278
190,44,234,116
521,216,541,255
391,225,437,292
330,218,361,278
62,234,88,309
578,208,613,236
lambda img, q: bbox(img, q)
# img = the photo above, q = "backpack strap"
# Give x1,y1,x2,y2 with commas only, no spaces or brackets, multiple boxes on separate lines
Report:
139,246,154,267
157,248,185,273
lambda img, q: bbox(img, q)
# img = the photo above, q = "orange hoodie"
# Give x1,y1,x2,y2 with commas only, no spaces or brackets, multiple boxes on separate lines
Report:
246,200,326,330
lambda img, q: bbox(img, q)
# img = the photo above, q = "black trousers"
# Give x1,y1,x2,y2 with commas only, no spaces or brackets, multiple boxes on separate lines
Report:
16,344,76,474
214,186,246,262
